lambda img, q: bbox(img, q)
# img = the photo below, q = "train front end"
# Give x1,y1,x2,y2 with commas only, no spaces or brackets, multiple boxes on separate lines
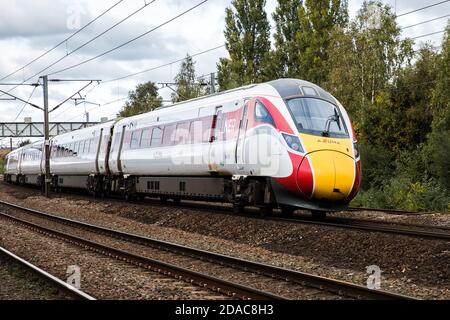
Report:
269,79,361,212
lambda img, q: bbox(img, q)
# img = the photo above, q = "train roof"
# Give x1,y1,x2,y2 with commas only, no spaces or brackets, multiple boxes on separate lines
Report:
267,79,337,104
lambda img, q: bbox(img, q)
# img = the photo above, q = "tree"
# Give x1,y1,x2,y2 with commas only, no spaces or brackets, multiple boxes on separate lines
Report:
326,1,413,129
18,139,31,147
172,54,202,103
217,0,271,90
271,0,303,78
117,81,162,118
426,25,450,189
295,0,348,84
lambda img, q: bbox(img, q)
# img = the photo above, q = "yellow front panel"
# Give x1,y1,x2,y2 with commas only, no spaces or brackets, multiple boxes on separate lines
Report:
299,134,355,200
299,134,353,157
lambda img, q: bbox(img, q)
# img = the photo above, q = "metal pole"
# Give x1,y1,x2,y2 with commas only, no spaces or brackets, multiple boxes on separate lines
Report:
210,73,216,93
42,75,50,198
9,138,12,151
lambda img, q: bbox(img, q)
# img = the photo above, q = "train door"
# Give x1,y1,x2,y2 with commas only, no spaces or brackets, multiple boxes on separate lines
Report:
235,100,249,169
94,128,103,173
208,106,224,172
116,125,126,173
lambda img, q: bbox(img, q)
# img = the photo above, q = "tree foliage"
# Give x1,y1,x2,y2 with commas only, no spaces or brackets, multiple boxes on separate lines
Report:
118,81,162,118
172,54,202,103
271,0,303,78
294,0,348,84
217,0,271,90
425,26,450,189
18,139,32,147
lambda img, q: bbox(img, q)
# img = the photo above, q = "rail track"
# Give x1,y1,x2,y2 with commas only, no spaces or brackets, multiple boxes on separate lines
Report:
134,198,450,241
4,180,449,241
0,200,417,300
0,245,95,300
347,207,426,215
276,215,450,241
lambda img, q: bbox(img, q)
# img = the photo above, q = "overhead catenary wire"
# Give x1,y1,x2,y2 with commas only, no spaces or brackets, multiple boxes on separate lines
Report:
64,96,128,122
401,13,450,29
411,29,446,40
396,0,450,18
0,0,159,97
47,0,210,77
0,0,125,83
13,83,40,121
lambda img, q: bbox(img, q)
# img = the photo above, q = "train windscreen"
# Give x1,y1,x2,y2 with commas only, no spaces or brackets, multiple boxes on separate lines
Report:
286,98,349,138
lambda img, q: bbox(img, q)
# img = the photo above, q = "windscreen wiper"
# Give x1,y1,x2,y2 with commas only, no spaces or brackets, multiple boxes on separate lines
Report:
322,109,341,137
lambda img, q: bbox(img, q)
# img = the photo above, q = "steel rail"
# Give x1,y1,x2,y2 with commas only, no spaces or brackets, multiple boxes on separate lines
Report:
347,207,425,215
0,200,417,300
274,215,450,241
0,246,95,300
0,210,284,300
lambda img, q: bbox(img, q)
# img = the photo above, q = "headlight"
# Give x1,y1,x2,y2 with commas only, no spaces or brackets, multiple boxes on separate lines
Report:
282,133,304,153
353,141,359,158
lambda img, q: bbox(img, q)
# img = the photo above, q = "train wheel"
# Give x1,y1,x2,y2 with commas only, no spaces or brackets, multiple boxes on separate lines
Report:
124,192,134,202
311,210,327,220
172,198,181,205
233,203,244,214
280,205,295,217
259,206,273,217
160,196,167,204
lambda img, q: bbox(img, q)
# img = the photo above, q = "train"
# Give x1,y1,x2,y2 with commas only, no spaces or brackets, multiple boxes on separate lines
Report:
3,79,361,218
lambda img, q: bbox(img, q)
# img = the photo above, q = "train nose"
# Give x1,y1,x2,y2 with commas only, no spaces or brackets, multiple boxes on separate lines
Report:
298,151,355,201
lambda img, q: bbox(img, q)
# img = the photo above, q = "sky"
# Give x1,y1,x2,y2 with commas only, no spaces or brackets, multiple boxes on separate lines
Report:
0,0,448,147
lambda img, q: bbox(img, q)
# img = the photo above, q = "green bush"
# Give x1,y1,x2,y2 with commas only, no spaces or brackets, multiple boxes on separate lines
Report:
0,157,4,174
351,177,450,212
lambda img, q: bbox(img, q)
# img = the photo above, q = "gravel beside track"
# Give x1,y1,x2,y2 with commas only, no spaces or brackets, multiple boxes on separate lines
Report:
0,249,76,300
0,183,449,299
0,217,230,300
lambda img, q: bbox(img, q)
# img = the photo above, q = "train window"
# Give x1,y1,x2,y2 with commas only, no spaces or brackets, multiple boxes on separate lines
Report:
140,128,151,148
175,122,190,144
87,139,92,154
162,124,176,146
130,130,142,149
286,98,348,137
190,120,203,144
254,101,275,126
202,117,214,143
150,127,163,147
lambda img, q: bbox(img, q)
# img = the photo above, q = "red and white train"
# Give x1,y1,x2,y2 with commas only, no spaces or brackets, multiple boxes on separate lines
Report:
4,79,361,217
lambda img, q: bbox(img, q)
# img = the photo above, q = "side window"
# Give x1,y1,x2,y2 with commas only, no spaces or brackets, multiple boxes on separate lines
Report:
87,138,93,154
151,127,163,147
190,120,203,144
141,128,151,148
255,100,275,126
202,117,213,143
162,124,176,146
81,140,87,155
130,130,142,149
175,122,190,144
